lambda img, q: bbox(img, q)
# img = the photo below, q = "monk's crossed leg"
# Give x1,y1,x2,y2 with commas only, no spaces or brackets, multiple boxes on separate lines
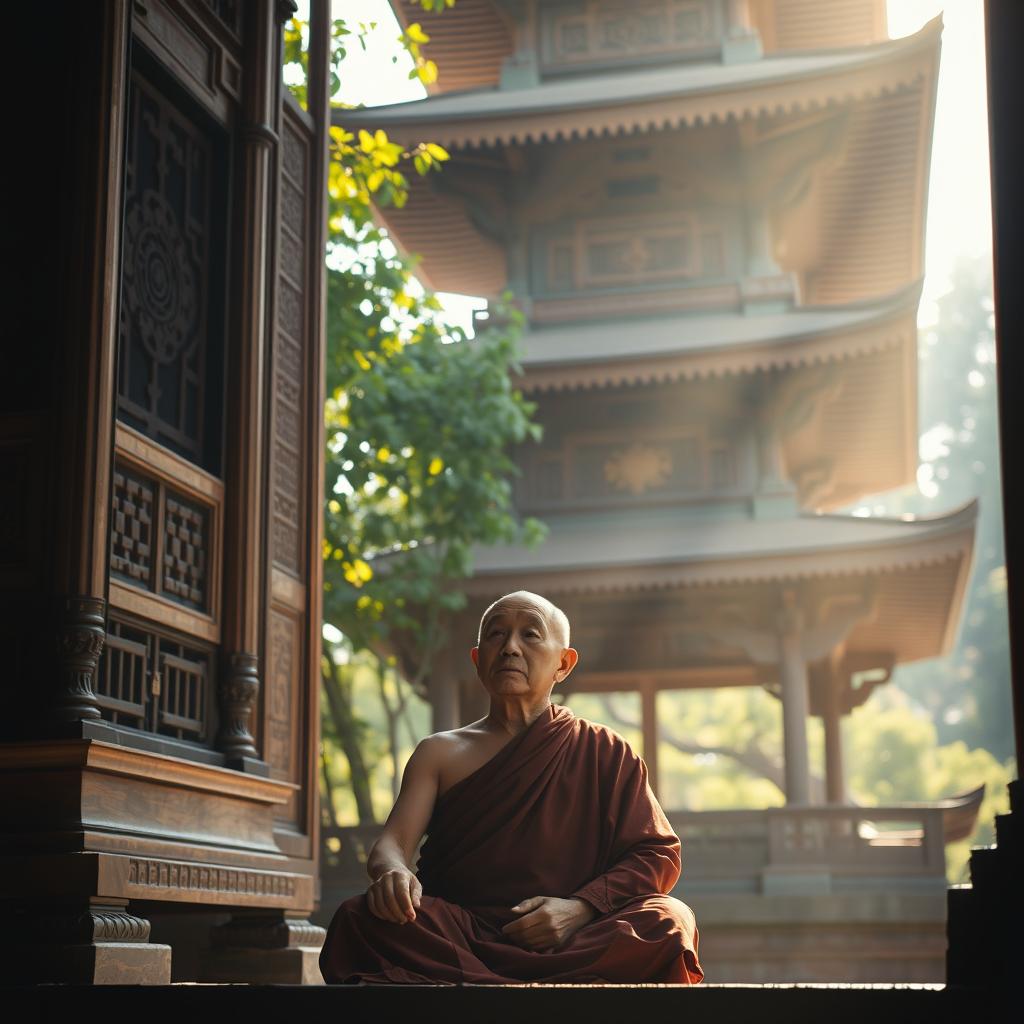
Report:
320,892,500,984
561,894,702,984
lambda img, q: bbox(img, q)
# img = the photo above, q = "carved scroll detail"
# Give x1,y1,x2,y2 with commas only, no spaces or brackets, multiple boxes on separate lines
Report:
216,651,260,758
52,596,107,722
33,905,152,944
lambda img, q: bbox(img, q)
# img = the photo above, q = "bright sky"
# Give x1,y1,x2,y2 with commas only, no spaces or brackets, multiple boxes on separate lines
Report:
886,1,992,322
326,0,993,330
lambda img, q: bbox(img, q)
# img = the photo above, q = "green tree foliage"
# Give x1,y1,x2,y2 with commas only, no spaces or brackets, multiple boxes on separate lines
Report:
284,8,544,823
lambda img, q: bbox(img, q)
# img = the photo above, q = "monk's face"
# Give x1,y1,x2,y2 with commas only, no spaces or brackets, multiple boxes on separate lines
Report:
471,597,578,698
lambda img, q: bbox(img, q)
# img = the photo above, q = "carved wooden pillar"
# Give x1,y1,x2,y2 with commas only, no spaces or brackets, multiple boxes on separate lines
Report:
821,667,846,805
460,674,490,725
640,680,660,801
40,0,130,734
51,597,108,724
202,0,331,980
722,0,762,63
810,656,847,805
430,673,460,732
500,0,540,89
217,0,278,770
777,592,812,806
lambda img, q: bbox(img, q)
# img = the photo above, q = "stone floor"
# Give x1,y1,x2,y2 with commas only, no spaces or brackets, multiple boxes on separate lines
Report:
20,982,1002,1023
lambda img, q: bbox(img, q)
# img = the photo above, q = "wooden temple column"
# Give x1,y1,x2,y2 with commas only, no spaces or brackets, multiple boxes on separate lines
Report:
201,0,331,982
821,678,846,806
640,681,661,801
714,587,874,807
430,670,461,732
810,657,847,805
39,0,130,738
215,0,278,772
722,0,763,64
500,0,540,89
776,594,812,806
419,627,459,731
460,675,490,725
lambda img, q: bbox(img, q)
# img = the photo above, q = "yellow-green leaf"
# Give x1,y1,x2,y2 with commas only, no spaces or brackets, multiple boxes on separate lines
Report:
405,22,429,44
418,59,438,85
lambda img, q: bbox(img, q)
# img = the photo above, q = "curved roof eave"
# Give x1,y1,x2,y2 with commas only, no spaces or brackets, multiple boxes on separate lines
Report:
332,16,942,148
462,497,978,594
517,281,923,391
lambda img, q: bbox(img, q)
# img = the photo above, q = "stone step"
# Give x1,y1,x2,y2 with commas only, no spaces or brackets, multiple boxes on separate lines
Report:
994,810,1017,853
967,844,999,889
17,982,1003,1022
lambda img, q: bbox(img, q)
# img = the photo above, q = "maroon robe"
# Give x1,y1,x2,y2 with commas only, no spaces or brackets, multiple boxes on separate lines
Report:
319,703,703,984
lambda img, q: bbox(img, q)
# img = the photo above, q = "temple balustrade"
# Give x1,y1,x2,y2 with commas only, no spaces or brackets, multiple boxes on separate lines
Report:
317,802,950,920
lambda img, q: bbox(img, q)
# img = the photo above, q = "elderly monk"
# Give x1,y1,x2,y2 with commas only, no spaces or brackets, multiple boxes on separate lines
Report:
319,590,703,985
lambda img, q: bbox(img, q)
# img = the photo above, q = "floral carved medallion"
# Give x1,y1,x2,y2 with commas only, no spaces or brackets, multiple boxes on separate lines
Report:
604,442,673,495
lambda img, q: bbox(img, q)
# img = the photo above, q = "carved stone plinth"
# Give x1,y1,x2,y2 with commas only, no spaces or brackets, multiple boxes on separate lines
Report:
6,901,171,985
201,911,326,984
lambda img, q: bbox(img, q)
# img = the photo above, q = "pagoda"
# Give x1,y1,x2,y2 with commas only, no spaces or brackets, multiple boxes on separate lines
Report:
333,0,979,981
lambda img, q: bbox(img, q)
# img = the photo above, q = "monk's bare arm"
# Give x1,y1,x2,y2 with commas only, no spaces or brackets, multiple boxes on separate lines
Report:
364,736,442,924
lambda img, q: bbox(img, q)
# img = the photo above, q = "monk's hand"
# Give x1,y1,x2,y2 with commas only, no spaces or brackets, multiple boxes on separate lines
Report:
501,896,597,953
366,867,422,925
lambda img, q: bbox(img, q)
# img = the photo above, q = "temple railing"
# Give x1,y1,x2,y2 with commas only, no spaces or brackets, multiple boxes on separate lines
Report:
318,803,951,917
666,806,948,895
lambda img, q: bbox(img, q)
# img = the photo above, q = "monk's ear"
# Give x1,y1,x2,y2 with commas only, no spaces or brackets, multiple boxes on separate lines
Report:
555,647,579,682
470,646,480,668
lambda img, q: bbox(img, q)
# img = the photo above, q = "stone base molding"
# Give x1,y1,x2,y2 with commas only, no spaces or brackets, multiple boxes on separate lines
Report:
5,900,170,985
201,910,326,984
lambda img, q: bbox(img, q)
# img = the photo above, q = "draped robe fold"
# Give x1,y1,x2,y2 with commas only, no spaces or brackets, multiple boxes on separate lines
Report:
319,703,704,985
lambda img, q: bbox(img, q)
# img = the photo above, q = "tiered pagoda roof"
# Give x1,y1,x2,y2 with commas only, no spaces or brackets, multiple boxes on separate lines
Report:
351,0,971,687
337,15,941,306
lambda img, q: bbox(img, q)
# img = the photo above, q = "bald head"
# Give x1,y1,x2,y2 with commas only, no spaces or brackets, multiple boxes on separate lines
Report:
477,591,571,649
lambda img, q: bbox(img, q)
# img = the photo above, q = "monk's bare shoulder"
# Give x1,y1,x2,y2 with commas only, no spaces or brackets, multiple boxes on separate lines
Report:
425,720,512,796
